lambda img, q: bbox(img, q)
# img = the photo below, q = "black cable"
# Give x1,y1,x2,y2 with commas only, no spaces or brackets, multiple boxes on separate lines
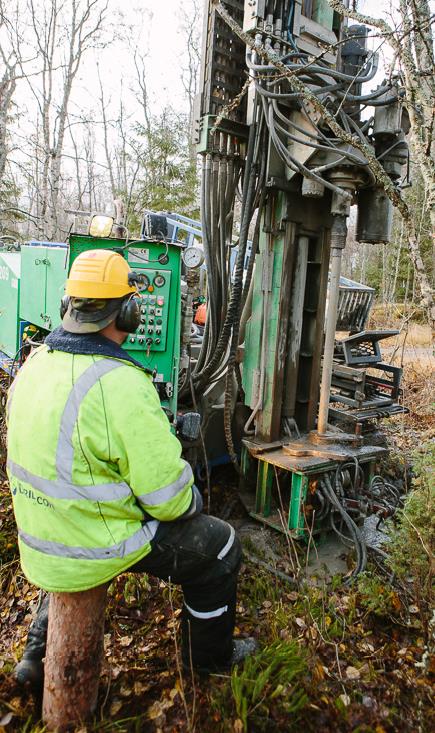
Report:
320,475,367,581
194,109,261,387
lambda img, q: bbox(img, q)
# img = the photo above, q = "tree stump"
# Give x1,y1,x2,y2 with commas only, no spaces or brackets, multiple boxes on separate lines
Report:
42,584,108,732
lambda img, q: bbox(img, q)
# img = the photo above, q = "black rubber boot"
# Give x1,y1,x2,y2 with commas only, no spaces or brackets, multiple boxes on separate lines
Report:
14,594,49,693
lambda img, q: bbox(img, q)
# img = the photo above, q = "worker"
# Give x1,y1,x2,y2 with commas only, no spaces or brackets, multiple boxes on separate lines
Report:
7,249,256,692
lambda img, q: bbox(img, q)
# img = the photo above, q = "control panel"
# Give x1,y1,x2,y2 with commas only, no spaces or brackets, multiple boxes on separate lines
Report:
128,270,171,354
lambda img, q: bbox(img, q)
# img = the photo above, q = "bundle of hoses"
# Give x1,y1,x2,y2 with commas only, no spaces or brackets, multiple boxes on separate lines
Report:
319,475,367,582
190,103,268,467
247,46,400,196
193,119,265,390
192,37,402,462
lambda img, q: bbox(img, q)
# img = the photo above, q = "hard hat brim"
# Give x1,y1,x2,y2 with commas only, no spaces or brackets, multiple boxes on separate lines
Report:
62,300,121,334
65,281,136,298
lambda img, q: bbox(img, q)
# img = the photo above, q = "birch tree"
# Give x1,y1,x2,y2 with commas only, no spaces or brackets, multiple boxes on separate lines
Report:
327,0,435,329
179,0,202,158
22,0,109,240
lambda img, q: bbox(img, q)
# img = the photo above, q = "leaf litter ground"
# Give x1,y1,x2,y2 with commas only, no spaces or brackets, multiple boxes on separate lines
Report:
0,357,433,733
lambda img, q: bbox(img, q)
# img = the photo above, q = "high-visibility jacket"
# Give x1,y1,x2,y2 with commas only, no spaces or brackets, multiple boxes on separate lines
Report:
6,345,194,592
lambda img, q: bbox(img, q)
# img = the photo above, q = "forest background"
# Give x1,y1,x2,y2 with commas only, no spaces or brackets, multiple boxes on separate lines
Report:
0,0,433,306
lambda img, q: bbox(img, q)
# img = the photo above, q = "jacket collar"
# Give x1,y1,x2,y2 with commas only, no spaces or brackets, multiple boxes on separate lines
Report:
45,327,152,373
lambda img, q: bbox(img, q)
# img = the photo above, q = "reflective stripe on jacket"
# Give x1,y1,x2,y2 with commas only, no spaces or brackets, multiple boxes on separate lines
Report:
6,345,193,592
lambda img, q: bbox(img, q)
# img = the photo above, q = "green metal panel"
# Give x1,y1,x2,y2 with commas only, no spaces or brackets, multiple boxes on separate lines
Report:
242,193,291,441
255,460,273,517
45,248,68,330
242,250,264,407
312,0,334,29
0,252,21,357
288,473,309,536
20,246,47,328
17,237,181,416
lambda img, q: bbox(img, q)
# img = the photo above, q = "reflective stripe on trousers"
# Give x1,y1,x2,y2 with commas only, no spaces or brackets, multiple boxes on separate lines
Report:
184,602,228,619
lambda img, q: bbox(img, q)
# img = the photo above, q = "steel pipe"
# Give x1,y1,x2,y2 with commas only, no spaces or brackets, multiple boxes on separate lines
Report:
317,215,348,434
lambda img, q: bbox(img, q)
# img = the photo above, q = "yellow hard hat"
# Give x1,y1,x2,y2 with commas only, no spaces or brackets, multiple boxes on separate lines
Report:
65,249,136,299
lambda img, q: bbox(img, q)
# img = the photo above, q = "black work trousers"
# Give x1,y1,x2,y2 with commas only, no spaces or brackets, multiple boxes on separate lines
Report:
26,514,242,670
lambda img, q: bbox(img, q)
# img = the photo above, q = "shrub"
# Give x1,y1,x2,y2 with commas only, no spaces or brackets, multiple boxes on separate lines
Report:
387,444,434,620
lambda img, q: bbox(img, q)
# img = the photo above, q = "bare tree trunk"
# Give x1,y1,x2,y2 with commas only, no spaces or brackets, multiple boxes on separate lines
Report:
97,64,116,201
0,65,16,181
179,0,201,161
391,221,404,302
23,0,108,240
69,120,85,208
43,584,108,732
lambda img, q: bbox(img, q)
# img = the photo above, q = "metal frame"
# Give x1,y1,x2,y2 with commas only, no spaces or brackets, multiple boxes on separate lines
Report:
240,439,386,538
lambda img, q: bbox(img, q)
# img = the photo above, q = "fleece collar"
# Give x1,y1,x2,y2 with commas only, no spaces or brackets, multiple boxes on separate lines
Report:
45,327,152,374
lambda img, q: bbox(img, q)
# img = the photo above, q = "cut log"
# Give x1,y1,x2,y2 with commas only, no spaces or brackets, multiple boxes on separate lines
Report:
42,584,108,732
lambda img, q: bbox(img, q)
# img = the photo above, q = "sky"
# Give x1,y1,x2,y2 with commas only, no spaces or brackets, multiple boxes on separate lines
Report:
75,0,390,116
86,0,200,112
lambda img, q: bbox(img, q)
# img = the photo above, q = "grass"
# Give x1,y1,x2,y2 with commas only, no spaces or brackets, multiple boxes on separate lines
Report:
230,641,307,732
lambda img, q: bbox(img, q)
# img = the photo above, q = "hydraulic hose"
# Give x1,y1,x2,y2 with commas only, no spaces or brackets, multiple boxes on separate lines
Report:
193,113,260,387
321,475,367,581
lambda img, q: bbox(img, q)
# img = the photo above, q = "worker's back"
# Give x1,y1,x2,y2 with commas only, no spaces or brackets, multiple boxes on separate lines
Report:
7,343,192,593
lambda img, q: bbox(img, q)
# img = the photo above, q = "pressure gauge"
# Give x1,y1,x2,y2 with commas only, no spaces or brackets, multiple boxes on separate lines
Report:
153,273,166,288
136,273,150,292
182,247,204,269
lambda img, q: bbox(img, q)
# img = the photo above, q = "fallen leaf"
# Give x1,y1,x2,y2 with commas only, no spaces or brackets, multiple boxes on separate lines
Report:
363,695,375,709
147,696,175,720
339,693,351,707
110,700,123,716
233,720,244,733
0,712,13,726
295,617,307,629
312,662,325,682
119,635,133,647
134,680,150,695
345,665,360,680
147,701,165,720
286,591,299,602
359,641,375,653
120,684,132,698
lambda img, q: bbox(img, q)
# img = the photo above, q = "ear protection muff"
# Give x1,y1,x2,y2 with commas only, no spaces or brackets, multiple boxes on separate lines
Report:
60,295,70,320
115,294,141,333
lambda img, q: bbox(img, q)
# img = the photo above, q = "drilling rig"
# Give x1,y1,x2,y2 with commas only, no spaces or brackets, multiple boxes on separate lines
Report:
187,0,409,555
